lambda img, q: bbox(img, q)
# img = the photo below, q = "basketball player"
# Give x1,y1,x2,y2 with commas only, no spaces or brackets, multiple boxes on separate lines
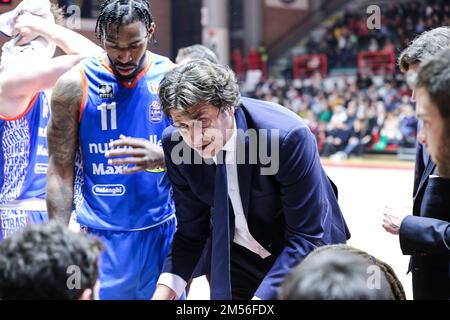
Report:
0,4,101,240
46,0,177,300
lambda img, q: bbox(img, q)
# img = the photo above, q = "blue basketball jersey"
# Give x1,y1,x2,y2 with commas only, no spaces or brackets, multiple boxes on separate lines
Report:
76,53,175,231
0,92,50,203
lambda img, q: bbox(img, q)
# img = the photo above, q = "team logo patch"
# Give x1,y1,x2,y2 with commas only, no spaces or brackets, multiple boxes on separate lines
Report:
98,84,114,99
149,101,162,123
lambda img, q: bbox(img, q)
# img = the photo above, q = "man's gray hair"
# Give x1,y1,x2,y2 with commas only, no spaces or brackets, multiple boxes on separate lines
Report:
416,48,450,118
159,59,241,117
175,44,219,64
399,26,450,72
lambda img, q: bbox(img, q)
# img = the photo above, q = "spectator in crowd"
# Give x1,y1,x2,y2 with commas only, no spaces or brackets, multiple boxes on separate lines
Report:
298,1,450,69
399,102,418,147
380,112,402,146
231,47,245,79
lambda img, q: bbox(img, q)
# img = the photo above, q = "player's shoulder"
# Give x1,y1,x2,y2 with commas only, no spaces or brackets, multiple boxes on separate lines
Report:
149,52,175,69
56,66,83,88
52,67,84,105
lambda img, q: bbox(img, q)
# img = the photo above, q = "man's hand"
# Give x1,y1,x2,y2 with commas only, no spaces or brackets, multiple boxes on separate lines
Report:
105,134,165,174
152,284,177,300
13,12,52,46
382,206,402,235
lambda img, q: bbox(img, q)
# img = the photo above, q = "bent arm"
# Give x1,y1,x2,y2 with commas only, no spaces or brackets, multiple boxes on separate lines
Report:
31,23,102,56
256,127,348,299
400,216,450,255
14,12,102,56
0,54,86,102
0,14,102,116
46,69,82,224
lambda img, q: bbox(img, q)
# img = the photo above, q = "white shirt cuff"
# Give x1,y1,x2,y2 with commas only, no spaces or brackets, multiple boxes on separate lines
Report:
157,273,187,299
252,296,262,300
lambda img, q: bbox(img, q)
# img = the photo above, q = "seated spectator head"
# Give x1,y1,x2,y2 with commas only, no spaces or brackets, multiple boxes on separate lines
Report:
175,44,218,65
399,27,450,73
278,244,405,300
415,48,450,177
0,221,103,300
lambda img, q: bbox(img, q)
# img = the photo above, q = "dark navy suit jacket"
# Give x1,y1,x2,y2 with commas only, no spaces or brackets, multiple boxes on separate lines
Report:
400,140,450,299
161,97,350,299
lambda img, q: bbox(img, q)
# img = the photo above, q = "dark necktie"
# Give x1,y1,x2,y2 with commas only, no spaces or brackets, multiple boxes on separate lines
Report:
210,150,232,300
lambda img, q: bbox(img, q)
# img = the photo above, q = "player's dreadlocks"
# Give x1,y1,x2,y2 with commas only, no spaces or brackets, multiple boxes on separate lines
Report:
95,0,156,44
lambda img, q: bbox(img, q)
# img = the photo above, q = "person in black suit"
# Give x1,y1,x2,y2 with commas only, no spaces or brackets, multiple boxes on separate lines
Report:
152,60,350,300
383,42,450,299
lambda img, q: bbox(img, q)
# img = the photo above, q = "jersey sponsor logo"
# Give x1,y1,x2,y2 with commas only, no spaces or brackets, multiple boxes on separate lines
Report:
89,140,132,155
1,210,28,239
92,163,128,175
34,163,48,174
98,84,114,99
38,127,47,137
147,81,159,95
92,184,126,196
36,144,48,156
88,136,160,155
150,101,162,123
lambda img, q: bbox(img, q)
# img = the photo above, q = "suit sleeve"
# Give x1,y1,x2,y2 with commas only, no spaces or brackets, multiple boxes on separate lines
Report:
400,215,450,255
161,136,211,283
255,126,345,299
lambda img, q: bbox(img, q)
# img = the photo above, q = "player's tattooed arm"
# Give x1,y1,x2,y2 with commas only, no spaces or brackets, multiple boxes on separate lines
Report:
46,69,82,225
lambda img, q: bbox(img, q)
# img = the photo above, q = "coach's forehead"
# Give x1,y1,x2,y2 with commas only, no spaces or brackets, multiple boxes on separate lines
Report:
170,103,214,119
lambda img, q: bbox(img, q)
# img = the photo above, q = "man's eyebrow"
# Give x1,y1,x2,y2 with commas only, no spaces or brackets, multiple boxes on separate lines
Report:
172,113,191,122
190,108,210,119
105,39,142,45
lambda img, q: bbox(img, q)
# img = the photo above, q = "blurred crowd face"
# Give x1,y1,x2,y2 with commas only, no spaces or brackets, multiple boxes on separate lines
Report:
170,103,235,159
415,87,444,166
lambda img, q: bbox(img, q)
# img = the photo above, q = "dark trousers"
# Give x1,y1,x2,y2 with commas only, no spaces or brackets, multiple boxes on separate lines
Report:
411,256,450,300
230,243,276,300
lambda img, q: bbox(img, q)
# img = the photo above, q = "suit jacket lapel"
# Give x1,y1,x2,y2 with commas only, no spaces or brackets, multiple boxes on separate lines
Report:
235,107,252,219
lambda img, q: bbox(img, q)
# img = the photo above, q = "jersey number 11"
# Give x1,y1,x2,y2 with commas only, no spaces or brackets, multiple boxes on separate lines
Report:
97,102,117,131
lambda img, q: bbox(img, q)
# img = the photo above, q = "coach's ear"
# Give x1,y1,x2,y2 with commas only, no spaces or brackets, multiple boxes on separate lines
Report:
79,288,93,300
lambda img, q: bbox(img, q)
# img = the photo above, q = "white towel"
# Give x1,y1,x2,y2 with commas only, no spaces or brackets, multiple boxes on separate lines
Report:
0,0,56,70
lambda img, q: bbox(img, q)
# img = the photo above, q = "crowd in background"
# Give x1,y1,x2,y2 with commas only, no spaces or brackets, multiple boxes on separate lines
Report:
235,0,450,159
243,72,417,159
303,0,450,69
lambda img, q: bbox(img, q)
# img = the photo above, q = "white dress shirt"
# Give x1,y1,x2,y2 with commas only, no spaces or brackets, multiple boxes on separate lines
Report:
157,120,270,299
215,121,271,259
